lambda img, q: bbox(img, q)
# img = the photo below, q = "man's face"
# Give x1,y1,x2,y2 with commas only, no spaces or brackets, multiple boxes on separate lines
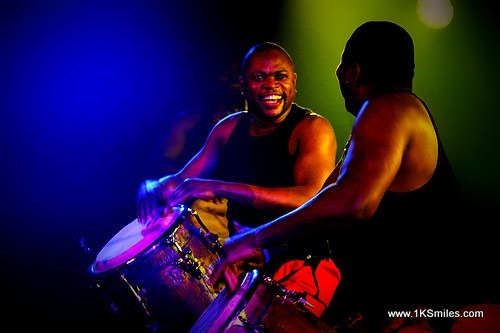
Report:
336,51,358,116
240,49,297,122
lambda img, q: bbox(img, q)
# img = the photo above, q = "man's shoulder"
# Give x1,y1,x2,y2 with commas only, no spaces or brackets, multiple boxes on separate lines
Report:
289,105,334,141
212,111,248,137
292,103,323,119
220,110,248,123
290,104,329,127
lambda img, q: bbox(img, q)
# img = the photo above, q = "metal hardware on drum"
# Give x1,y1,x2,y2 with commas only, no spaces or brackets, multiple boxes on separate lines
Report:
261,275,315,310
167,223,207,279
235,276,318,333
166,204,224,279
119,273,151,317
185,205,224,255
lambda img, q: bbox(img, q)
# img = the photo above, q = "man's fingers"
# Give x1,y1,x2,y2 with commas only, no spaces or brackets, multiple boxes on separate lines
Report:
209,259,244,292
223,268,240,292
209,257,226,287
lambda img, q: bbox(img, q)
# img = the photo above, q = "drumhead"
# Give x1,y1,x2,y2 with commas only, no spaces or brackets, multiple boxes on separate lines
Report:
91,206,184,273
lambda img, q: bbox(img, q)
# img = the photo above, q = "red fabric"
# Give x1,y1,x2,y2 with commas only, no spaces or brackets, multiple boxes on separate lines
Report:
272,258,341,317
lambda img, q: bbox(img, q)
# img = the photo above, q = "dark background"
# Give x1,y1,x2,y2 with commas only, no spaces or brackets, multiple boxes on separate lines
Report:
2,0,498,329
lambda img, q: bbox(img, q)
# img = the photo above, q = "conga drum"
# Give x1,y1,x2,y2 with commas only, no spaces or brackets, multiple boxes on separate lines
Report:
89,205,224,332
190,270,336,333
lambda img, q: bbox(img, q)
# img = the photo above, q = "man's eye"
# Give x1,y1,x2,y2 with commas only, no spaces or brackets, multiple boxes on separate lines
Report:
276,73,287,80
253,74,264,81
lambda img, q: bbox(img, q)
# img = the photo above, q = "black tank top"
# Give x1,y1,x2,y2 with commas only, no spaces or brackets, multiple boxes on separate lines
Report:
218,103,311,229
327,94,467,329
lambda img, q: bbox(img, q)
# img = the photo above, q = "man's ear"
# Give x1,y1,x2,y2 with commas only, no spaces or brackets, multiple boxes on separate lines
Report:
345,63,361,86
238,76,246,95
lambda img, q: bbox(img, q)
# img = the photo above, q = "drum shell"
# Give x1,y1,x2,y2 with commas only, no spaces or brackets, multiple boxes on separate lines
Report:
89,207,223,332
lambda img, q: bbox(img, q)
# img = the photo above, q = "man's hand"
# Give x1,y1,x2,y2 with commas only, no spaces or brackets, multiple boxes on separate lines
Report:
167,178,220,207
209,229,263,290
136,179,164,225
136,175,180,225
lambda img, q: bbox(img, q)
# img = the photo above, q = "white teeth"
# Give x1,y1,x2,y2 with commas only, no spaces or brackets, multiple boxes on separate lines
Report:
262,95,282,101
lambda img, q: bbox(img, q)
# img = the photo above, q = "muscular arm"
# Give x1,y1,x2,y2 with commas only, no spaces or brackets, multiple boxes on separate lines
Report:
164,112,242,181
137,112,239,223
224,114,336,212
255,94,437,246
168,114,337,214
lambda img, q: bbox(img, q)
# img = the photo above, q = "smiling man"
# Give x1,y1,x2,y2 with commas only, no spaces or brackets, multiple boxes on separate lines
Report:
137,42,340,317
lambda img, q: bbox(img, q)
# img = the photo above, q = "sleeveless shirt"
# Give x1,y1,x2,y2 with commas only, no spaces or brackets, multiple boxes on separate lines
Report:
327,93,467,330
218,103,311,230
